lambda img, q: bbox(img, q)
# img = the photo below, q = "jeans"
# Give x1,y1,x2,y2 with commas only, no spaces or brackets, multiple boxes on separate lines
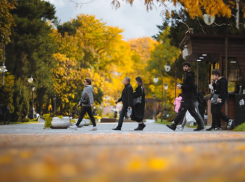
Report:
76,106,96,127
211,102,229,127
181,101,204,127
174,99,204,127
117,106,128,128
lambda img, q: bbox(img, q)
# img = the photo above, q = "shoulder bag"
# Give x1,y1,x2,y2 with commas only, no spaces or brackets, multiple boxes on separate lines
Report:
133,87,143,106
211,94,220,104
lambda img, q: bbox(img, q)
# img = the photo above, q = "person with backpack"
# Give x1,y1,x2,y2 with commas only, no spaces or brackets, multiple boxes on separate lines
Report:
206,69,234,131
197,90,206,120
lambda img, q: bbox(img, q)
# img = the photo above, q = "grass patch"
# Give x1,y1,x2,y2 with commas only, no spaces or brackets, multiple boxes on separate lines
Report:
233,123,245,131
155,119,172,125
9,119,39,125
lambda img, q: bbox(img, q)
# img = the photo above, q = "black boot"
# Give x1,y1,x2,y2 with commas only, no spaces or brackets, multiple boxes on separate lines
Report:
193,125,204,131
112,127,121,130
140,122,146,130
134,125,140,131
166,124,176,131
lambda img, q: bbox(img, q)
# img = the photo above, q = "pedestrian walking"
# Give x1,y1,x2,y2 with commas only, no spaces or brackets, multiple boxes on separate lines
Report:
113,77,133,130
131,77,146,131
173,93,182,113
166,62,205,131
206,69,234,131
177,84,205,131
69,78,97,131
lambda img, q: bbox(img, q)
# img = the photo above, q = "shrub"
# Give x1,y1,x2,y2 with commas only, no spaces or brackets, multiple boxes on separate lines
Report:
166,111,176,122
0,74,14,113
70,119,76,123
233,122,245,131
43,114,52,129
25,118,30,122
11,79,30,123
56,115,63,119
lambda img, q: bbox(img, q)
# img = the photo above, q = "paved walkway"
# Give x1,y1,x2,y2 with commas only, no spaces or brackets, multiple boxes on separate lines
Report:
1,122,245,182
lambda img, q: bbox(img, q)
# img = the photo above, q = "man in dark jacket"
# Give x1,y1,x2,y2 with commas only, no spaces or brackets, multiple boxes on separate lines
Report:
113,77,133,130
167,62,205,131
206,69,234,131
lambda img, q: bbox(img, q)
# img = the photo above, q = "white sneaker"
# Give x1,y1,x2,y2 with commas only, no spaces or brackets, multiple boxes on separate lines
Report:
89,127,97,131
215,127,222,131
177,125,184,131
227,119,234,129
69,125,78,130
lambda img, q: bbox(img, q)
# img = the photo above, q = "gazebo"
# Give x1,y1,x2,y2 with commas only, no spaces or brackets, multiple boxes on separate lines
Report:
180,34,245,128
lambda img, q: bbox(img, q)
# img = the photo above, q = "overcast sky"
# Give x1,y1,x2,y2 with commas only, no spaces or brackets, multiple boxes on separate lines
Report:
46,0,178,40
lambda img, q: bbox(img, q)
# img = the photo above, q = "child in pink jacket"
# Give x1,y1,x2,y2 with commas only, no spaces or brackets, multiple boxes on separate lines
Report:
173,93,182,113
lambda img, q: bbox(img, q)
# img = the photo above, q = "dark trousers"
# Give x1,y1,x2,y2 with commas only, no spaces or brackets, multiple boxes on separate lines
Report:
211,102,229,127
117,105,128,128
199,106,205,120
174,99,204,126
76,106,96,127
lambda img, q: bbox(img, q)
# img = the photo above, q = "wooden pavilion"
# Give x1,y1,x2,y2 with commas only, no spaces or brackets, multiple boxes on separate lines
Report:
180,34,245,127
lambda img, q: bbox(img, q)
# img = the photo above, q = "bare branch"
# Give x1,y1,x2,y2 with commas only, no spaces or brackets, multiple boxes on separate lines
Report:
176,14,189,29
213,22,230,26
196,17,206,34
69,0,96,8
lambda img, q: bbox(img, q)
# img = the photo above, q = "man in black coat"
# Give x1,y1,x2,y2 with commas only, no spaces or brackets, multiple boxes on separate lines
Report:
166,62,205,131
113,77,133,130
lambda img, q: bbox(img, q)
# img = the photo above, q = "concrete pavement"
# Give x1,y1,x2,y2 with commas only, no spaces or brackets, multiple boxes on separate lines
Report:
1,122,245,182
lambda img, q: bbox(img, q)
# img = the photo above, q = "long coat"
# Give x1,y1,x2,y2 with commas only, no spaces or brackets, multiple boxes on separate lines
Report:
117,83,133,107
131,85,145,122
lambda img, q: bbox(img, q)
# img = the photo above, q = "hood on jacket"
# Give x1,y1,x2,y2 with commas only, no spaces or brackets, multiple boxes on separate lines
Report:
217,77,227,82
85,85,94,92
186,71,195,77
176,96,182,101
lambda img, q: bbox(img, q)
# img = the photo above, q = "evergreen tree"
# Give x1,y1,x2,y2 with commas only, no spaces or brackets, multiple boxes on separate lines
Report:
5,0,57,114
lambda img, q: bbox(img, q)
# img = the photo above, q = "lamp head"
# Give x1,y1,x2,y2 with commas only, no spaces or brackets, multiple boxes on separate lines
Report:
153,76,158,83
165,62,171,72
31,85,35,92
164,83,168,90
28,75,33,83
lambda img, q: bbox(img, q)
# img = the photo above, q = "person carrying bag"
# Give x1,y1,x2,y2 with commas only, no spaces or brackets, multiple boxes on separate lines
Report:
69,78,97,131
131,77,146,131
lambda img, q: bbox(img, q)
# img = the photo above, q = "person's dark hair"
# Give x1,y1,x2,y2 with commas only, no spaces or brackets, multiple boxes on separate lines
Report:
85,78,92,85
182,62,191,67
136,76,146,93
125,77,130,83
178,93,182,97
211,69,221,76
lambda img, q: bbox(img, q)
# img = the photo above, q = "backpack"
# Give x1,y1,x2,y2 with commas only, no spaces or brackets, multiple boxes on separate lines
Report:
197,91,206,107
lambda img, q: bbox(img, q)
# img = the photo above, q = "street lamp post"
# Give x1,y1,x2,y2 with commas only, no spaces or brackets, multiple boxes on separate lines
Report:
154,62,171,122
28,76,35,119
30,85,35,119
164,83,168,118
153,76,158,121
0,62,7,85
53,95,56,114
152,94,156,121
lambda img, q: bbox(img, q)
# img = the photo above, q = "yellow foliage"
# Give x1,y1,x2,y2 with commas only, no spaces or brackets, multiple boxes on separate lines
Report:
112,0,233,18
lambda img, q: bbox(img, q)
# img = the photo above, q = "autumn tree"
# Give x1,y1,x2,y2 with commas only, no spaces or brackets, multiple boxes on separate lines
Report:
0,0,16,60
147,27,181,103
110,0,240,18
